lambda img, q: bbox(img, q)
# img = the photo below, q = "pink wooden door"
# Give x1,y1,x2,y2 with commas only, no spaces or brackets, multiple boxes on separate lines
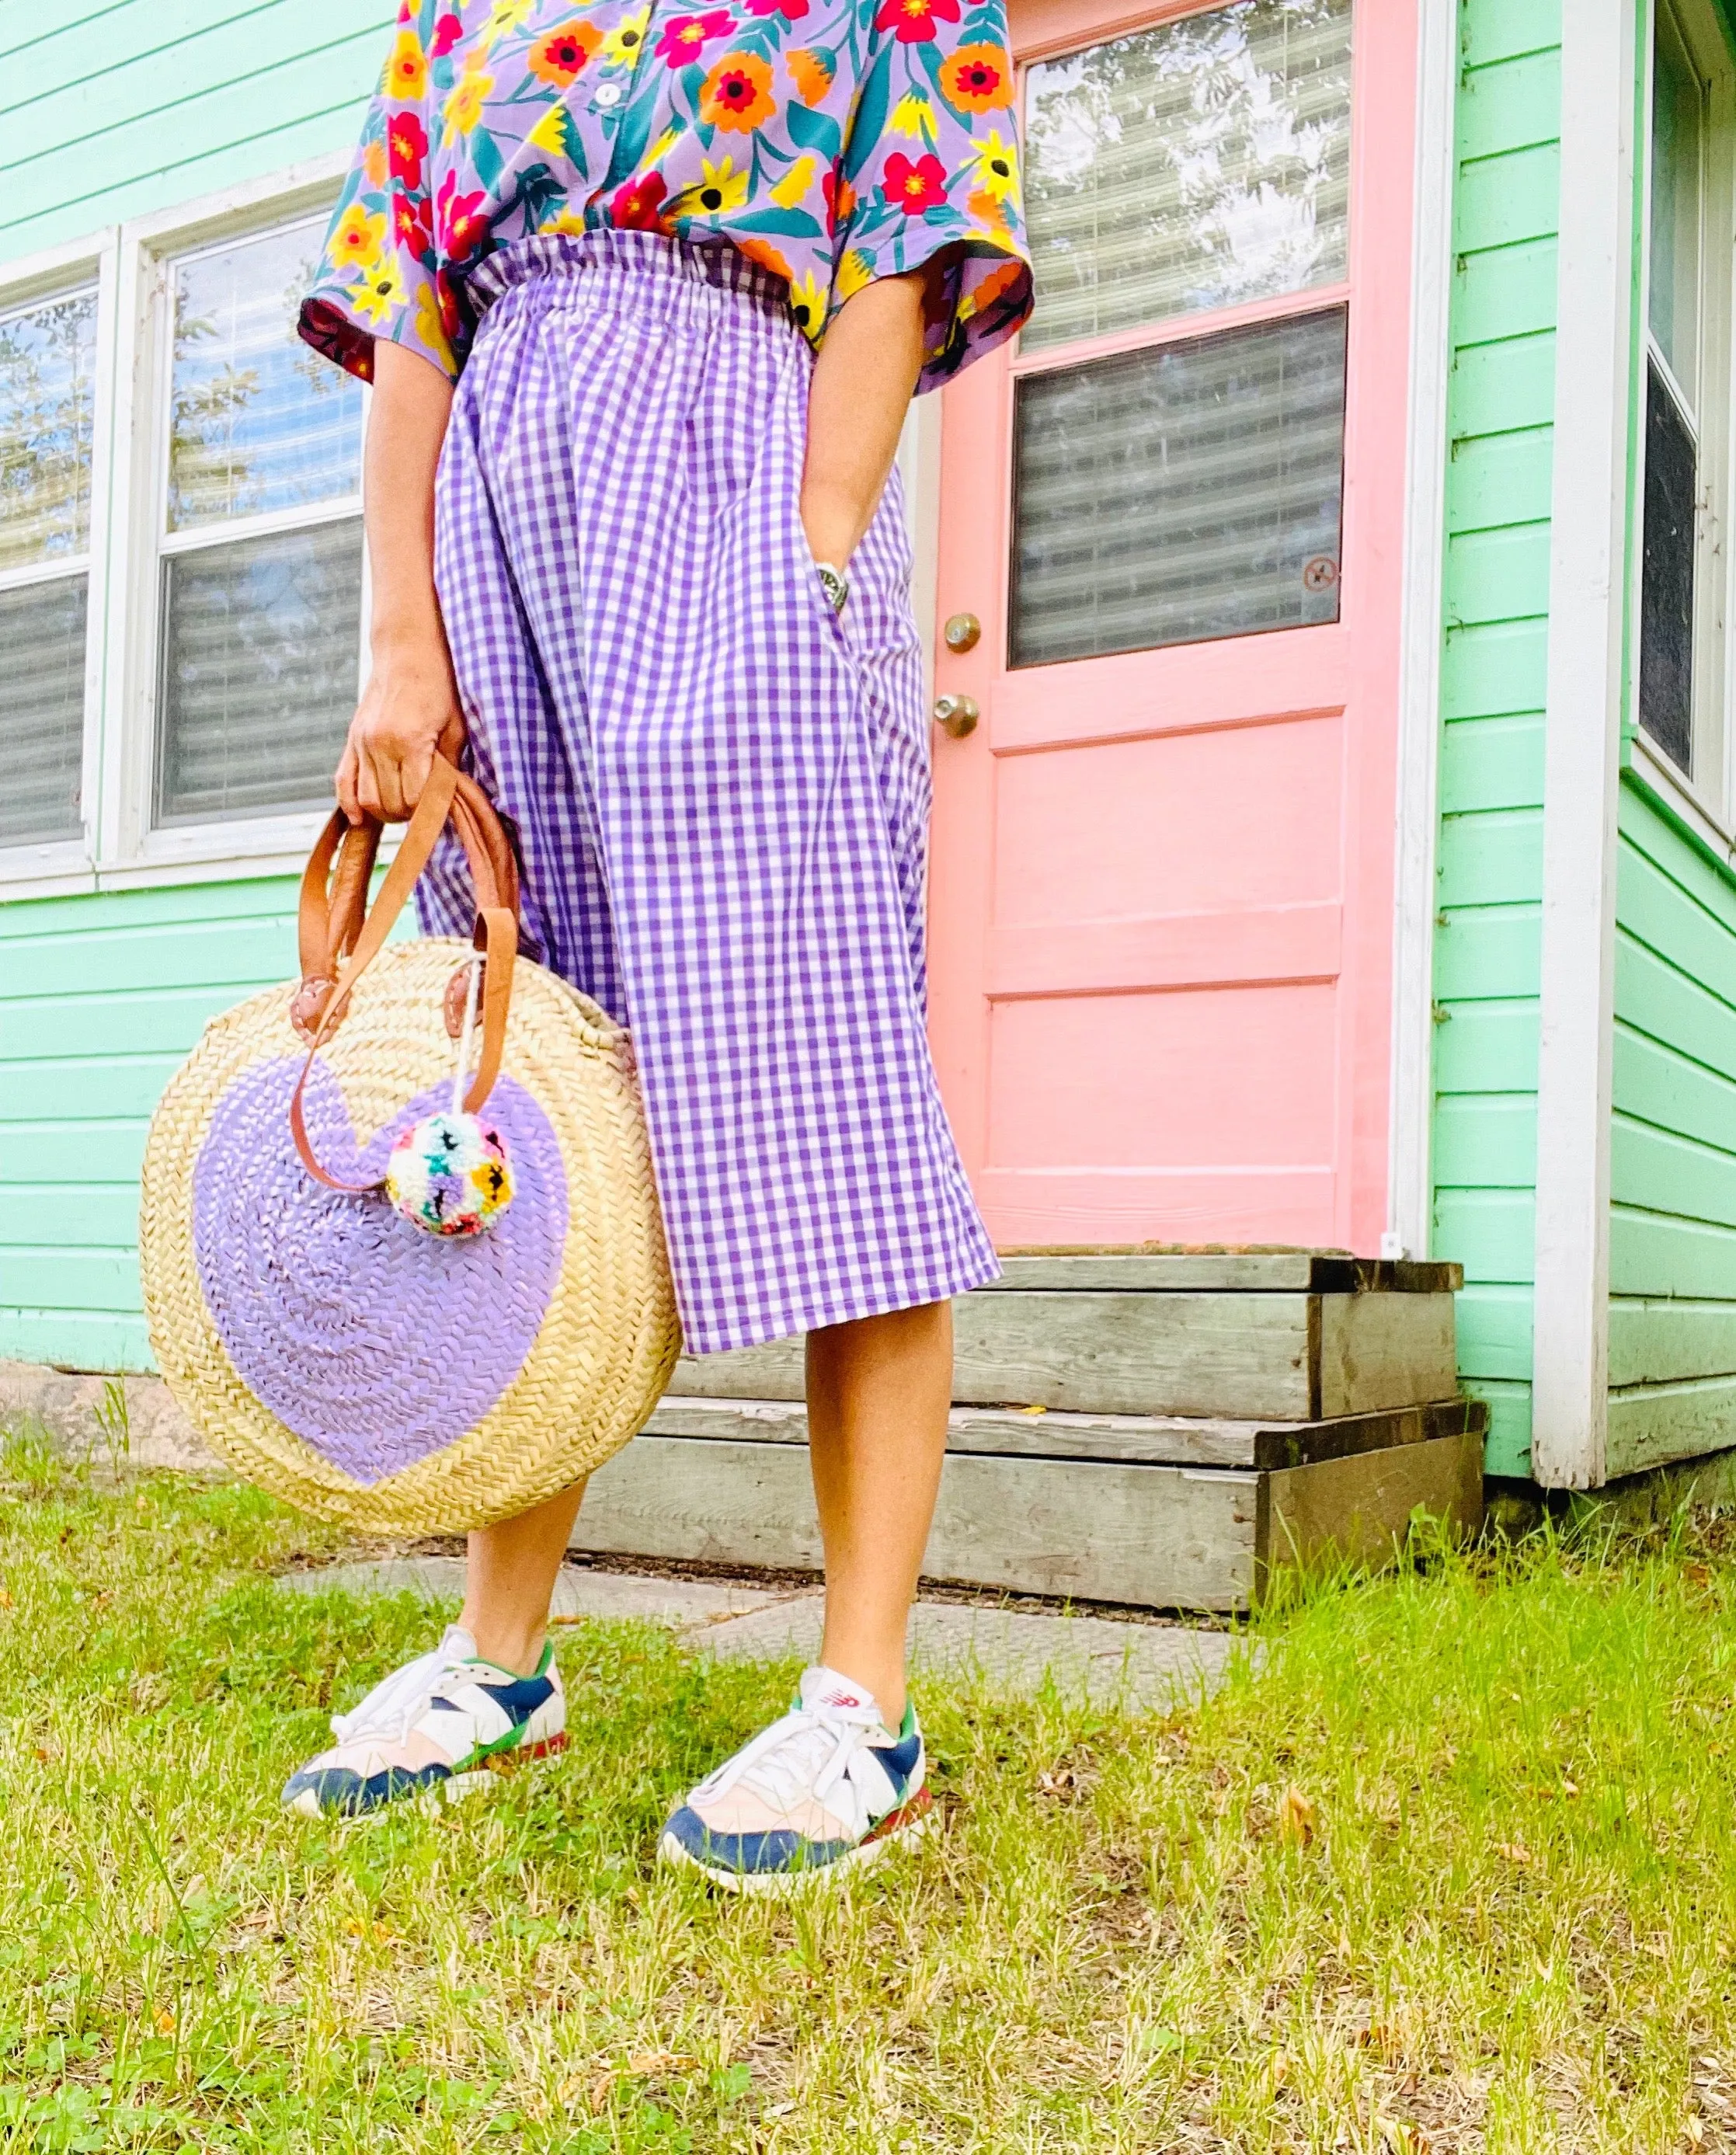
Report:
928,0,1417,1254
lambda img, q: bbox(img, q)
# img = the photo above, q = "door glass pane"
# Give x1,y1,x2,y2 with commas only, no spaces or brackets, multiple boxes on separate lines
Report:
0,574,86,843
169,219,363,532
1651,2,1703,410
0,287,98,572
1010,307,1346,667
155,518,364,823
1023,0,1353,352
1640,360,1697,775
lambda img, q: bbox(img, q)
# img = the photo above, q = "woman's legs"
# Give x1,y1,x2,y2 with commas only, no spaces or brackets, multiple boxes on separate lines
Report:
458,1479,589,1674
805,1299,953,1726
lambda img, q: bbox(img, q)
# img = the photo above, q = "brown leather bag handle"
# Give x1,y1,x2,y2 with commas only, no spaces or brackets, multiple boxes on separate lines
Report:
287,758,521,1193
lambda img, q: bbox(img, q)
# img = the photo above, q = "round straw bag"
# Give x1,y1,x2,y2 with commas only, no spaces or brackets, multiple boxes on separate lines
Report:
139,757,680,1534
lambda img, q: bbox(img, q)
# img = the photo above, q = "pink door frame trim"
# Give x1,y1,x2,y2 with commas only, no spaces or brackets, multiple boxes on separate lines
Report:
926,0,1421,1255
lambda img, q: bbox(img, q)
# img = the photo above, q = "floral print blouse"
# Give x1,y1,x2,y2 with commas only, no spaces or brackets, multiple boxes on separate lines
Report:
298,0,1032,393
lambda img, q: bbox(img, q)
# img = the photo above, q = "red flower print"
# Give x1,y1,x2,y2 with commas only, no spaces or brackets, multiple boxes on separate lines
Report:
430,9,464,54
823,164,857,234
745,0,808,17
437,171,490,260
528,18,602,84
393,193,433,252
699,49,775,130
873,0,959,44
436,270,462,340
944,43,1014,112
881,151,948,214
656,9,734,64
611,172,670,230
387,110,427,188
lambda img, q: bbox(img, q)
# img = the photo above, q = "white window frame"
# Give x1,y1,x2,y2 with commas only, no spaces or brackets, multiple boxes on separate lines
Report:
98,152,367,893
0,231,119,896
1631,0,1736,837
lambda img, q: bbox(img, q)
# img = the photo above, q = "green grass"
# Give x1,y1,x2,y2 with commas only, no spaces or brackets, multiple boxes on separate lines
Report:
3,1435,1736,2152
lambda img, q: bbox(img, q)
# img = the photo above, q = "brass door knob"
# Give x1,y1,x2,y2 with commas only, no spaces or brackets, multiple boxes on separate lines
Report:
944,612,982,653
933,694,979,738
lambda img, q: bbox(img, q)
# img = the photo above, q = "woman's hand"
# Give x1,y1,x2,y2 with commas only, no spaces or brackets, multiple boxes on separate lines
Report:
336,643,466,824
336,340,464,823
799,267,929,573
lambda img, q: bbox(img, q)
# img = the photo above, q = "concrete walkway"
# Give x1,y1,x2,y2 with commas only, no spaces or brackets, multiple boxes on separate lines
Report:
278,1557,1242,1708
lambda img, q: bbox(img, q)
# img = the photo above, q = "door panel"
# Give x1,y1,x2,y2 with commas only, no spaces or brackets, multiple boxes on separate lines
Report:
927,0,1417,1255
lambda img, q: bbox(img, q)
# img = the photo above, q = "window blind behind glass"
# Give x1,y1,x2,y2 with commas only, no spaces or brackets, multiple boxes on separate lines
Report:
0,576,86,841
1011,305,1347,667
1024,0,1353,352
156,520,364,824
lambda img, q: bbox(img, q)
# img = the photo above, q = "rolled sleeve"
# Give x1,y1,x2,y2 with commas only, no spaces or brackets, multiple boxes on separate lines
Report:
830,0,1033,389
297,7,458,385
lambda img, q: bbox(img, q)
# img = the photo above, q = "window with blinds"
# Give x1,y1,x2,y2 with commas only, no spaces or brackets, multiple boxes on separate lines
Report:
0,286,98,846
1011,0,1353,668
153,217,364,827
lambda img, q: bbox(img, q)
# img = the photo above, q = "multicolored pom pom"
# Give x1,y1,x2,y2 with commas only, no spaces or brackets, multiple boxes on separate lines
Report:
385,1112,513,1238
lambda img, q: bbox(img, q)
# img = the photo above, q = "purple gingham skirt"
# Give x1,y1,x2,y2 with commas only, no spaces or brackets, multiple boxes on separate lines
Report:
419,229,999,1355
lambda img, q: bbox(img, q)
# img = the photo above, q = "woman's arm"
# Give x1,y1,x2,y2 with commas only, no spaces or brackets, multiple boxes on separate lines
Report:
799,269,927,576
336,343,467,823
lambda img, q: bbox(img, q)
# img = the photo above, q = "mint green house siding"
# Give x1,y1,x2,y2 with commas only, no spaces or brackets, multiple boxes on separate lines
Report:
1,881,297,1369
1430,0,1560,1479
1609,779,1736,1473
0,2,389,261
0,2,386,1371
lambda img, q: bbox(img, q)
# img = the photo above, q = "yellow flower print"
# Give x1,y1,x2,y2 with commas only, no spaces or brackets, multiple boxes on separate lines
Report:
833,247,874,302
788,270,826,341
384,27,427,100
971,128,1020,203
769,155,816,210
673,155,750,217
352,257,407,327
527,99,580,159
413,281,456,369
603,7,650,63
484,0,534,42
648,121,687,162
888,91,938,147
444,61,495,142
538,208,590,235
330,204,388,270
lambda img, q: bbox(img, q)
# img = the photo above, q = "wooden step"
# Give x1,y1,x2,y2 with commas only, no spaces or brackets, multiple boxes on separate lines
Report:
674,1257,1461,1422
646,1394,1481,1469
572,1398,1488,1612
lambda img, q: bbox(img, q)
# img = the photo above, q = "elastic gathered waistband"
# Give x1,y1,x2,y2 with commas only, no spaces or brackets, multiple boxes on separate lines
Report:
463,228,798,336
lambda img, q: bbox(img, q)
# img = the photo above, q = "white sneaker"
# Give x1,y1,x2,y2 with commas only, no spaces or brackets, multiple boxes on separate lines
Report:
658,1666,931,1894
280,1625,565,1817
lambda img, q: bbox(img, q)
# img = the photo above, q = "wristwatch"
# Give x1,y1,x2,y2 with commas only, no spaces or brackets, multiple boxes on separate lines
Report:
813,561,849,615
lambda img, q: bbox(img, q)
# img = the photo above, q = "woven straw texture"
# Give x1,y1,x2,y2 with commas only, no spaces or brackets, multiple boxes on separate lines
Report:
139,938,680,1534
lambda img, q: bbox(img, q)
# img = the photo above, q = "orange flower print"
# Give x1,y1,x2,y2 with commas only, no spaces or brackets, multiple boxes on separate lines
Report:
384,26,427,99
527,19,602,85
736,235,794,284
786,47,833,103
363,137,390,187
823,165,856,233
944,44,1014,113
701,50,775,132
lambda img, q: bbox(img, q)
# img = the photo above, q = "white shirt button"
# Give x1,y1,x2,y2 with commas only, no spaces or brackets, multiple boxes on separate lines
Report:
594,82,621,106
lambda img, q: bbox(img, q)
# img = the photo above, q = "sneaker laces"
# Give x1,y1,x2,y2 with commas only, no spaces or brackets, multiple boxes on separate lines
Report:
329,1625,485,1746
692,1683,890,1836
